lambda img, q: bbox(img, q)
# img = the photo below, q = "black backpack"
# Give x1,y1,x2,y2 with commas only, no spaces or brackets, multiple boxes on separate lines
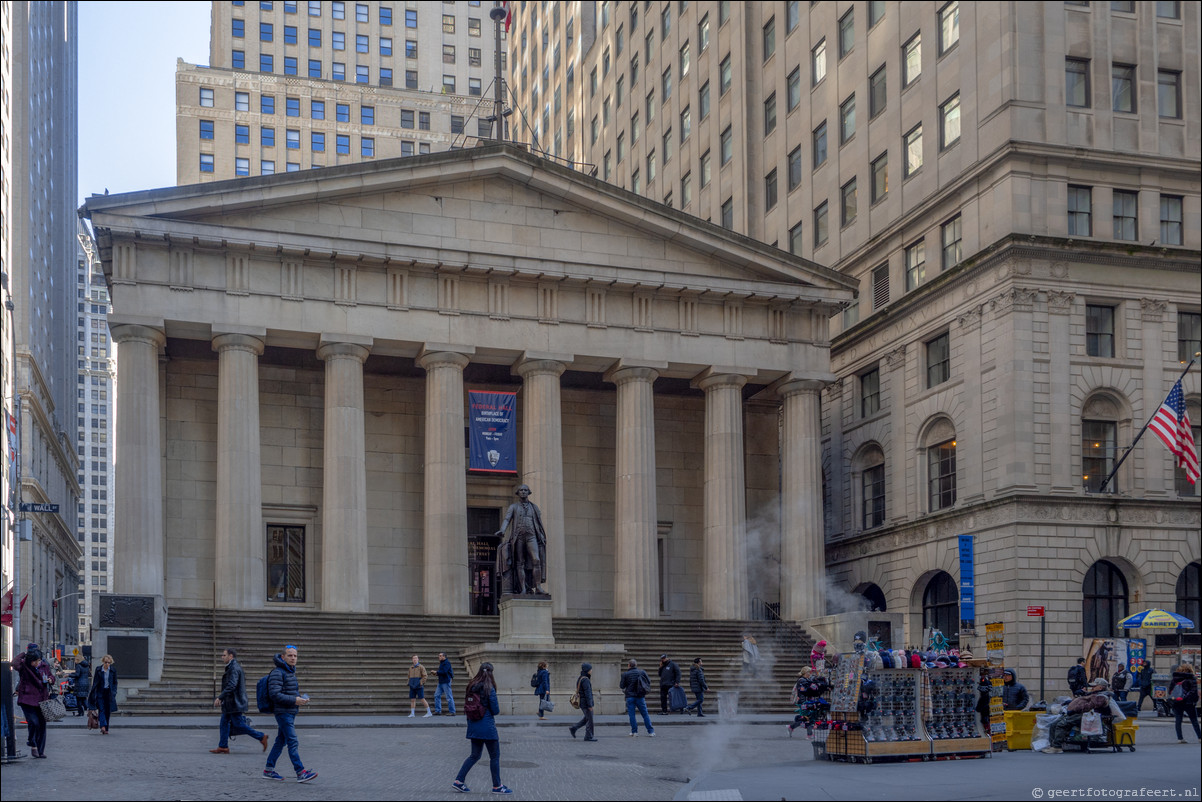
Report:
465,686,486,721
256,670,277,714
530,671,539,688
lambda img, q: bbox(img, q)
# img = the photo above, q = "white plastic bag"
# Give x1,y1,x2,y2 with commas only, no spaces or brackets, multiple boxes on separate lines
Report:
1107,697,1127,722
1080,710,1103,737
1032,713,1060,752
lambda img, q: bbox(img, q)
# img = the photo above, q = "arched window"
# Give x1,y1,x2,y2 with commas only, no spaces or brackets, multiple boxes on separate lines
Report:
922,571,958,643
855,444,886,530
921,417,956,512
860,583,887,612
1082,560,1128,638
1177,562,1201,632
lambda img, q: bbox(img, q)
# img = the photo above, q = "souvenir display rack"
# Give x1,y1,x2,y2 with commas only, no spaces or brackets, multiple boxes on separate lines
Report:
927,667,991,756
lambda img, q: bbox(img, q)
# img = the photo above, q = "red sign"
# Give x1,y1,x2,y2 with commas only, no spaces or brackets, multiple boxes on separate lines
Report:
1027,606,1045,617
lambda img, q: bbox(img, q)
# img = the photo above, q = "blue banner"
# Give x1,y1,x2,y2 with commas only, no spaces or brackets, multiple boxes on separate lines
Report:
468,390,518,473
958,534,975,626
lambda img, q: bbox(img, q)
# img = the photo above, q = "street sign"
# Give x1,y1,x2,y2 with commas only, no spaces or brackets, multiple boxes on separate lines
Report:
19,503,59,513
1027,605,1045,617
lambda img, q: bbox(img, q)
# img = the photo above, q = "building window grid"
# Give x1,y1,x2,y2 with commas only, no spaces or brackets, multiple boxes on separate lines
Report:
1086,304,1116,358
1083,421,1119,495
941,215,962,269
1160,195,1184,246
1068,185,1093,236
926,332,950,387
906,241,926,291
862,462,885,529
1113,190,1138,241
928,440,957,511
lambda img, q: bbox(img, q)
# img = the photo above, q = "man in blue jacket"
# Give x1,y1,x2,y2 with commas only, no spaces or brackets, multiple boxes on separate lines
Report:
434,652,456,716
264,645,317,783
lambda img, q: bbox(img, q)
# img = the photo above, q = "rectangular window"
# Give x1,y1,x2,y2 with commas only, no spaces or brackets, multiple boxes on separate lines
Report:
356,3,368,22
235,157,250,176
1112,64,1136,113
841,178,857,226
308,59,321,78
869,66,886,118
266,525,306,603
442,14,455,34
941,215,962,269
200,87,214,107
451,115,464,134
905,124,923,176
308,0,320,15
335,103,349,123
336,134,350,155
1086,304,1116,358
406,39,418,58
681,172,693,206
232,18,244,38
357,65,369,84
419,111,430,130
261,126,275,147
903,33,922,87
1113,189,1138,241
869,1,886,27
235,92,250,111
235,123,250,144
871,152,888,202
311,132,325,152
469,18,481,36
442,74,455,93
871,263,889,309
1157,1,1180,18
647,150,657,182
405,9,417,27
1178,312,1202,364
720,54,732,94
720,126,733,165
380,37,392,56
311,100,325,120
788,147,802,191
362,137,375,158
813,121,828,167
309,27,321,47
765,169,778,210
862,463,885,529
763,17,776,61
282,56,297,75
720,0,730,25
200,153,214,173
357,34,368,53
812,39,827,85
401,109,415,129
905,241,926,290
1068,185,1092,236
939,1,959,54
814,201,829,247
680,42,690,76
284,25,297,44
699,81,711,119
333,62,346,81
1066,58,1090,107
287,97,300,116
721,198,734,230
680,106,691,140
662,66,673,101
469,78,482,96
287,162,300,172
1083,420,1117,494
926,332,950,386
663,128,674,163
401,141,414,157
787,67,801,112
360,106,374,126
928,440,957,510
838,9,854,58
840,94,856,143
333,31,344,50
940,93,961,148
789,222,804,255
764,92,777,134
699,14,710,50
287,129,300,149
331,1,343,18
232,49,245,69
1160,195,1184,246
1158,70,1181,118
1111,1,1136,11
700,151,711,187
199,119,214,140
381,68,394,87
469,48,481,66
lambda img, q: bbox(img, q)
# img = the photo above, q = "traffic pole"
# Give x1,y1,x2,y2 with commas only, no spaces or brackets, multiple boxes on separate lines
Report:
1039,614,1046,703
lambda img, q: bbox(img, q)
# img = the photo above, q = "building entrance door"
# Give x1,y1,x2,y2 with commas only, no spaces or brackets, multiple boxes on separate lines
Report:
468,507,501,616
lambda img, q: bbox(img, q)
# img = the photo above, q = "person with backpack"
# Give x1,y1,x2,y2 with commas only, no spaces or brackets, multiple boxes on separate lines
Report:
261,645,317,783
619,658,655,737
1110,664,1132,702
71,658,91,718
210,648,268,754
567,663,597,741
1169,663,1201,743
1067,657,1088,696
532,661,551,720
452,662,513,794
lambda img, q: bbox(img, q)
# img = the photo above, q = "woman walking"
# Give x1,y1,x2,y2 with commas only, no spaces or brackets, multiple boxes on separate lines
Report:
452,663,513,795
88,654,119,734
534,661,551,720
1169,663,1201,743
13,645,51,758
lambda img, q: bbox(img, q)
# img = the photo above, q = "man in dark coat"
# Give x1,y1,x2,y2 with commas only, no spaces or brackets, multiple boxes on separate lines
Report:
1136,662,1155,712
685,657,708,717
72,658,91,717
1067,657,1088,696
1001,669,1030,710
568,663,597,741
619,659,655,736
657,654,682,714
211,648,268,753
264,645,317,782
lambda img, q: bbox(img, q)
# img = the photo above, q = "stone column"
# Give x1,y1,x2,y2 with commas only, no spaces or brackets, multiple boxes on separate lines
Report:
419,350,471,615
778,379,826,622
515,357,569,616
317,338,371,613
606,365,660,619
698,372,748,620
1140,298,1169,495
212,332,265,609
111,324,166,597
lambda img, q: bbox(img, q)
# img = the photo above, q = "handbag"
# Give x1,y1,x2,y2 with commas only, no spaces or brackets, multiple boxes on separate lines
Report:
569,678,581,709
39,695,67,723
539,694,555,713
87,709,100,730
1169,682,1186,701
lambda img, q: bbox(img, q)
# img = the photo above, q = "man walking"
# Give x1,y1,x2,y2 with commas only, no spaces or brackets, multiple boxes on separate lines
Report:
211,648,269,754
72,658,91,717
658,654,682,714
619,659,655,737
685,657,708,717
1137,662,1155,713
408,654,433,718
1067,657,1088,696
434,652,456,716
568,663,597,741
263,645,317,783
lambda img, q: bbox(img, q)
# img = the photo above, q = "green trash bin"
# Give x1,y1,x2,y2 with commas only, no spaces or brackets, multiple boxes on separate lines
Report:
1005,710,1037,750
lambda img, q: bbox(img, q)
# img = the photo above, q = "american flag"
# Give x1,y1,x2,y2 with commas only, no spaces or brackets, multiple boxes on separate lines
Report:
1148,380,1199,484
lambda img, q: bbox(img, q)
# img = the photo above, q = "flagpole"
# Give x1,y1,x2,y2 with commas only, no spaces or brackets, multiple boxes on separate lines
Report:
1098,352,1200,494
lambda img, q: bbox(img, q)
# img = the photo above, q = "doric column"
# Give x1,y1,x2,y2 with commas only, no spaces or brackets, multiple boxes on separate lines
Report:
317,338,371,612
419,349,471,615
111,323,166,597
212,332,265,609
778,379,825,622
515,356,569,616
698,371,748,620
606,365,660,619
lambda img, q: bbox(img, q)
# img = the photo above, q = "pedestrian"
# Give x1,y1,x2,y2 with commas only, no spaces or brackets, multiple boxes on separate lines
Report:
1168,663,1201,744
1136,662,1155,712
657,654,681,714
1110,664,1132,702
685,657,708,717
262,644,317,783
72,657,91,717
1001,669,1031,711
408,654,433,718
568,663,597,741
533,661,551,719
451,662,513,794
619,658,655,737
434,652,456,716
786,667,830,738
210,647,269,754
88,654,119,735
1067,656,1087,696
741,634,760,677
1041,678,1113,753
13,645,51,758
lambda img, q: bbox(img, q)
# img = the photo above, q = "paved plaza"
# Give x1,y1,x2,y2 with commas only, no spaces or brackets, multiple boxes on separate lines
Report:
1,712,1199,800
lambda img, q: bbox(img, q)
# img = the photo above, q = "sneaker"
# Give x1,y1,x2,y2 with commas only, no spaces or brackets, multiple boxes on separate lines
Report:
408,711,415,718
785,725,793,738
1179,739,1187,744
452,780,471,793
296,769,318,783
433,711,442,716
262,769,285,781
648,731,656,737
583,736,599,742
629,732,638,737
569,727,577,739
492,786,514,795
423,711,433,718
1040,747,1063,754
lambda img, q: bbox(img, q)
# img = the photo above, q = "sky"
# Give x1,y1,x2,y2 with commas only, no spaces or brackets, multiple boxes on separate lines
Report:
77,1,211,205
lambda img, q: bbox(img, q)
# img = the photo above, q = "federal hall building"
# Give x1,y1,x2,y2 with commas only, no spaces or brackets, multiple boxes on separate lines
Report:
83,144,854,637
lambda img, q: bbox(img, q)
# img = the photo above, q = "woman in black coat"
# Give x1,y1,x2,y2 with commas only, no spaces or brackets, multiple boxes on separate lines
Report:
88,654,119,734
1169,664,1200,743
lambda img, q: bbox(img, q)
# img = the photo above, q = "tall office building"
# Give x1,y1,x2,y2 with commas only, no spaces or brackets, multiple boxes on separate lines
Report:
74,225,115,643
512,1,1201,675
177,0,509,184
3,0,83,656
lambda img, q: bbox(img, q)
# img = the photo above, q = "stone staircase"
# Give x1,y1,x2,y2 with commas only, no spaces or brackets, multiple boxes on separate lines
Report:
122,608,810,716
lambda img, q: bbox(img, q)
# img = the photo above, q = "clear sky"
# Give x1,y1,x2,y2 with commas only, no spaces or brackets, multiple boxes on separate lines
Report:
77,1,211,204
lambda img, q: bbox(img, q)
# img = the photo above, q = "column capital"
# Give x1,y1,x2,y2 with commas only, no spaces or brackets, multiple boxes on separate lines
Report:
604,365,660,385
110,323,165,349
317,341,370,363
212,333,265,356
417,350,471,371
695,372,749,392
514,358,568,380
775,378,826,398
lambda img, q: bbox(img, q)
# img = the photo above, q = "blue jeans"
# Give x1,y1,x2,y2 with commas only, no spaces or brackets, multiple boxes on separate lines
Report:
434,682,456,714
686,690,705,714
625,697,654,734
95,693,114,731
266,710,304,774
219,712,265,748
20,704,46,755
456,738,501,788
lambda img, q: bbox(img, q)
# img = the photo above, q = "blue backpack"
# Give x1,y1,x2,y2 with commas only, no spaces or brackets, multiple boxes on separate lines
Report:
256,670,277,714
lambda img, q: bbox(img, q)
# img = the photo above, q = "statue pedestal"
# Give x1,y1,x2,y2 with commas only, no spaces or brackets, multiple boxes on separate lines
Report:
463,596,626,716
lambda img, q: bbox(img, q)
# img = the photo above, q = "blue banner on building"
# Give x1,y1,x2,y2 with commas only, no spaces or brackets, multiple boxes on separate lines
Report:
468,390,518,473
958,534,975,627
